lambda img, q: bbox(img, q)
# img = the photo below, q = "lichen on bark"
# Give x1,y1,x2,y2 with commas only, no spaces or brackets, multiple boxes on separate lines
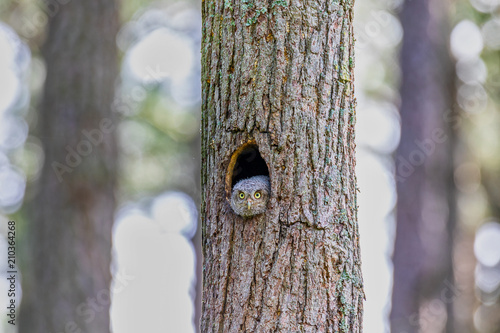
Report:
201,0,363,330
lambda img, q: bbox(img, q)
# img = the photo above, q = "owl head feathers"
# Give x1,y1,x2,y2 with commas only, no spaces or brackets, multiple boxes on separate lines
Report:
230,175,270,218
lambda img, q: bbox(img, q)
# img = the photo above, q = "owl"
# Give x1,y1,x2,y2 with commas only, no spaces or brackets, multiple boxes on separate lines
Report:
230,175,270,218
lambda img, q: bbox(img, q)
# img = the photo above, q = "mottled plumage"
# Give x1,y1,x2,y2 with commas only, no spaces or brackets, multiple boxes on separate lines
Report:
230,175,270,218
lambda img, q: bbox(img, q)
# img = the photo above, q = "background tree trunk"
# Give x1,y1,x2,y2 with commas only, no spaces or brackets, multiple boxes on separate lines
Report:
19,1,119,332
200,0,363,331
390,0,456,331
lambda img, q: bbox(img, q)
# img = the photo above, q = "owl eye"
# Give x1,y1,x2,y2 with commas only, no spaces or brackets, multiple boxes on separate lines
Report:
254,191,261,199
239,192,245,199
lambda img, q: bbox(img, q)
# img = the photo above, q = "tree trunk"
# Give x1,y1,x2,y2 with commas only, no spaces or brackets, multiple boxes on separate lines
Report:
390,0,456,331
19,1,119,332
200,0,363,331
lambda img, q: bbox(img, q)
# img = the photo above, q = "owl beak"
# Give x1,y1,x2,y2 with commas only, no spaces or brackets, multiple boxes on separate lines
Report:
247,200,251,210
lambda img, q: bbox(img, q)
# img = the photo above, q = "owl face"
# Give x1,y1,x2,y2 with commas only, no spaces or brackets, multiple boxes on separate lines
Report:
230,175,270,218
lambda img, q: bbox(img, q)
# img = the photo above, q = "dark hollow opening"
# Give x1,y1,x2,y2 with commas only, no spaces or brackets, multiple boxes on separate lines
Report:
231,145,269,188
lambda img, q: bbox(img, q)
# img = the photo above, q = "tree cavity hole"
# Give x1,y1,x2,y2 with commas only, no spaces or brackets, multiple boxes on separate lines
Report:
225,141,269,200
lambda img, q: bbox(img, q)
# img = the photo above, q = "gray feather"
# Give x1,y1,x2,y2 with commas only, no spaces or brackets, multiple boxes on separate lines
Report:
230,176,270,218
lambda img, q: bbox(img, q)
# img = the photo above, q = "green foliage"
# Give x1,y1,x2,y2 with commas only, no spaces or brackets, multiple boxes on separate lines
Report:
119,90,200,198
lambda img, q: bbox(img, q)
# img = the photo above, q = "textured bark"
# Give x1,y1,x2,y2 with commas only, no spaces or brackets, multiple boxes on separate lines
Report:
19,1,119,332
390,0,456,331
200,0,363,331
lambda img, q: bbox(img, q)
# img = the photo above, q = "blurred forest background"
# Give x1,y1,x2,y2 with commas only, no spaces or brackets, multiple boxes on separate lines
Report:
0,0,499,331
